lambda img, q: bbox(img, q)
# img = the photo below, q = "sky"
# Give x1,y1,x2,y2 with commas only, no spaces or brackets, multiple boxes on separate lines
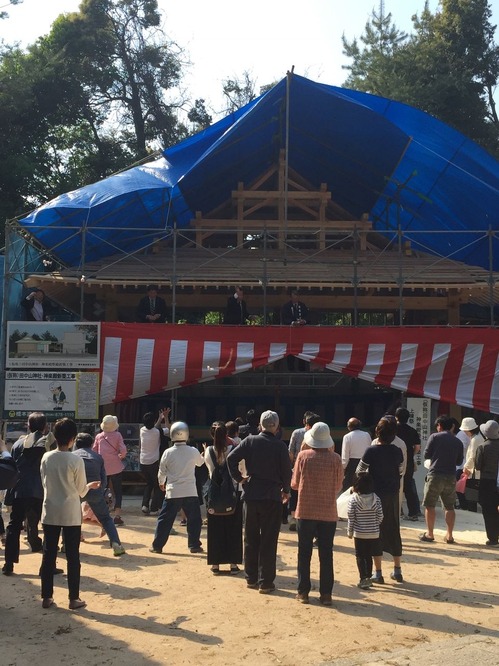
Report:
0,0,454,115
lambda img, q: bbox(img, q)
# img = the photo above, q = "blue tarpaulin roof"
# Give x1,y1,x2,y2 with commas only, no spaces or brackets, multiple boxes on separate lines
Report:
19,74,499,270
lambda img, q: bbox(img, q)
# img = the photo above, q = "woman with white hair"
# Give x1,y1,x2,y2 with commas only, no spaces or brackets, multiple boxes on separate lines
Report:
93,415,127,525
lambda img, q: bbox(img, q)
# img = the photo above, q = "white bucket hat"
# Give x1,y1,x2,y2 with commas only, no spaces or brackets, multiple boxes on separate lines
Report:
460,417,478,431
303,422,334,449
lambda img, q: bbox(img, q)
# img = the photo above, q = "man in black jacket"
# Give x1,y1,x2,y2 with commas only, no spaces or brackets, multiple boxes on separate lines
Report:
2,412,55,575
227,410,292,594
136,285,168,323
224,286,250,325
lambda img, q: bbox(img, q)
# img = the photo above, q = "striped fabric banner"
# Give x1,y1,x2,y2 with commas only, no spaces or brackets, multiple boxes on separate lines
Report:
100,323,499,412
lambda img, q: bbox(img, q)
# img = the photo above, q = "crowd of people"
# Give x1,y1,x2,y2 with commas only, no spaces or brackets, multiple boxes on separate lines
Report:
1,405,498,610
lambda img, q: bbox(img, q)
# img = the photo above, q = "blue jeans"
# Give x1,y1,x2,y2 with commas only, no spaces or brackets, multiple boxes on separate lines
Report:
85,488,121,545
152,496,201,552
297,519,337,596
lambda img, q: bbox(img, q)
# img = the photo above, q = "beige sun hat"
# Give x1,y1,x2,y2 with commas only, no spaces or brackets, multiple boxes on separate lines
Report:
100,415,119,432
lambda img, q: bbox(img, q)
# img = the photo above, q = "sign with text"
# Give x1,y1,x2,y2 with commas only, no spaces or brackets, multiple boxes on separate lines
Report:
6,322,100,369
4,370,100,420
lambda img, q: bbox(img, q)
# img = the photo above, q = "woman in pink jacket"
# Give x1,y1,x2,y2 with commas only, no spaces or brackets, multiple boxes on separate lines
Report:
93,416,127,525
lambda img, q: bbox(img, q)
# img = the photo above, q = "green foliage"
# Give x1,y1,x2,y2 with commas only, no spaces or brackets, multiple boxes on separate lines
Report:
342,0,499,155
222,71,256,113
0,0,189,239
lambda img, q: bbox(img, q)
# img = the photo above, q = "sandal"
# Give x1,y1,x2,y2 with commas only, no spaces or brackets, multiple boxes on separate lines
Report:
444,537,455,544
230,565,241,575
211,566,220,575
419,533,435,542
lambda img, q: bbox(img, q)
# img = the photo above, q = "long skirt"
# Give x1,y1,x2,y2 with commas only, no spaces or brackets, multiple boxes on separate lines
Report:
375,493,402,557
207,500,243,565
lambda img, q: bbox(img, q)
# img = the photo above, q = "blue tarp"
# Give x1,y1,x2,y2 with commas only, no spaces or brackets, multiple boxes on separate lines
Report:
19,74,499,269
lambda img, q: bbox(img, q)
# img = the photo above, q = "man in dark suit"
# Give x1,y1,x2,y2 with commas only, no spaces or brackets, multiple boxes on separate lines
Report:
136,285,168,323
21,289,53,321
224,286,250,325
281,289,308,326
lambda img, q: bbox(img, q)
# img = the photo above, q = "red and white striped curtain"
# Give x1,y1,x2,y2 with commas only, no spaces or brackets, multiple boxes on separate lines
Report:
100,323,499,412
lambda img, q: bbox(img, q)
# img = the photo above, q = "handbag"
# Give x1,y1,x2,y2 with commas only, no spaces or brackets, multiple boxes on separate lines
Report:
455,473,467,494
336,488,352,520
203,448,238,516
464,472,480,504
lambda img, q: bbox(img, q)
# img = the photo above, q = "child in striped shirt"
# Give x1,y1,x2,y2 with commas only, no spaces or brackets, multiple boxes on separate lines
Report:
347,473,384,589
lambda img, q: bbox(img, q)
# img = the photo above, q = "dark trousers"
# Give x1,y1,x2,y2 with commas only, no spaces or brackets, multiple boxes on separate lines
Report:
5,497,43,563
354,537,380,579
41,524,81,601
479,479,499,543
85,488,120,545
152,496,202,552
403,473,421,517
297,518,337,596
107,473,123,509
244,500,282,587
140,461,164,512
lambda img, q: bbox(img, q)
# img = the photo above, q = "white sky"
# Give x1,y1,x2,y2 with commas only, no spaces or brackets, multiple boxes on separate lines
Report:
1,0,498,116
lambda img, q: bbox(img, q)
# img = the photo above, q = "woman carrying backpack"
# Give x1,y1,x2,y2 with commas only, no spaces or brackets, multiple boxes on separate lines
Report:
203,421,243,575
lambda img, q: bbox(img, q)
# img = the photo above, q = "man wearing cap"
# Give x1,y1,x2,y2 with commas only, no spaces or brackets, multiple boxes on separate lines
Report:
291,422,343,605
227,410,292,594
136,285,168,323
420,415,463,544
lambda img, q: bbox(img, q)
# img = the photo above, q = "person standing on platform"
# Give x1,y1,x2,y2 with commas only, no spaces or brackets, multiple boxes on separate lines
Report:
281,289,308,326
21,288,53,321
136,284,168,323
224,286,250,325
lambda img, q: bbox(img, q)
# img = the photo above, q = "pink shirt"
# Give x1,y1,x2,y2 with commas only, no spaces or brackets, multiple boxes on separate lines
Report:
93,430,127,475
291,448,344,522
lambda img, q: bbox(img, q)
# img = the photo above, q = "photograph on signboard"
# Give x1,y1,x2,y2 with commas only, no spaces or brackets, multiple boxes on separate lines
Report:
4,371,99,420
6,322,100,369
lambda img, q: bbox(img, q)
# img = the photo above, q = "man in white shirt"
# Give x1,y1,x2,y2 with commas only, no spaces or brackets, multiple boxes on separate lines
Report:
150,421,205,555
341,418,372,492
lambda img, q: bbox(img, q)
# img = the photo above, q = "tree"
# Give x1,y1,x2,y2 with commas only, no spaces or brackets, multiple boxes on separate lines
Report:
222,71,256,113
43,0,188,157
342,0,499,155
0,0,22,20
342,4,408,98
0,0,190,235
187,99,212,131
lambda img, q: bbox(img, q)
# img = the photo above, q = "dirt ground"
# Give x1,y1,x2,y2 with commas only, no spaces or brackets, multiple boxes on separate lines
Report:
1,502,499,666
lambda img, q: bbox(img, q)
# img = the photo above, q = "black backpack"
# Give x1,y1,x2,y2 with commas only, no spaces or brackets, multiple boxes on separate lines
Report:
203,447,238,516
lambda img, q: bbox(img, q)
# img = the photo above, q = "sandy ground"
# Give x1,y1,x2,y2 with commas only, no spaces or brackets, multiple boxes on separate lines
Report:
1,500,499,666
